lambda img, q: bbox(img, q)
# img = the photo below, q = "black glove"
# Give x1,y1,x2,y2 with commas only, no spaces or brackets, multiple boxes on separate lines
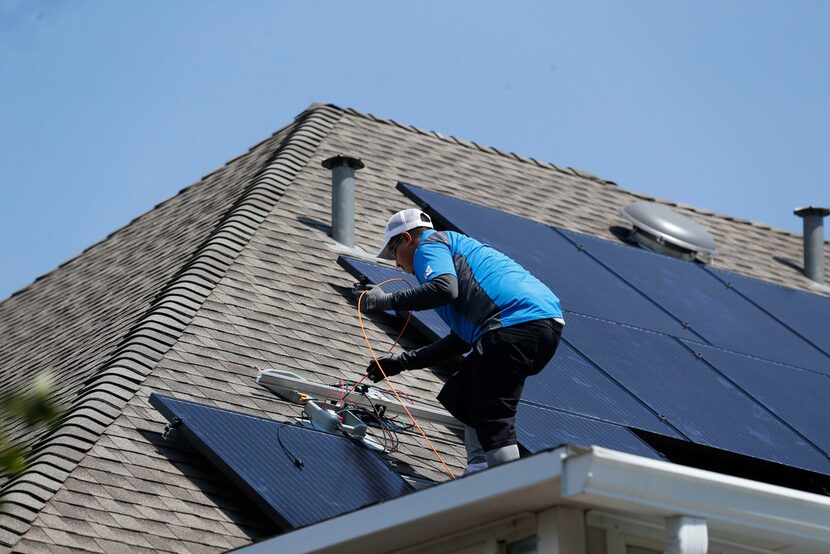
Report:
366,352,408,383
352,283,393,312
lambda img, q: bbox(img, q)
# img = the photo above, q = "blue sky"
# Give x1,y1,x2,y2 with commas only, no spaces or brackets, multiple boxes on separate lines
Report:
1,1,828,300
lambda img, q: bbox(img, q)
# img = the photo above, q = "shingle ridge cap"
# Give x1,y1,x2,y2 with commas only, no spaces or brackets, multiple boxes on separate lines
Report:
322,103,809,241
322,103,619,189
0,105,342,548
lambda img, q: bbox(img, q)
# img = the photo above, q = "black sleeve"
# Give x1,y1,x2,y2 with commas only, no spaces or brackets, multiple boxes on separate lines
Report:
399,332,470,369
389,274,459,311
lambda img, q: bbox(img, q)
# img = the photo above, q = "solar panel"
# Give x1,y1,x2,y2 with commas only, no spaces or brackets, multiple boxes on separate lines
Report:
563,314,830,475
559,228,830,373
688,342,830,455
149,394,411,530
516,403,665,460
706,267,830,363
523,342,684,438
338,256,451,339
343,185,830,481
398,182,698,339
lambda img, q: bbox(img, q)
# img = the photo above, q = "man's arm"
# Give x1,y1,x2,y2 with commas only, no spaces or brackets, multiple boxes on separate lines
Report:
392,273,458,311
398,330,468,368
360,274,458,312
365,332,469,382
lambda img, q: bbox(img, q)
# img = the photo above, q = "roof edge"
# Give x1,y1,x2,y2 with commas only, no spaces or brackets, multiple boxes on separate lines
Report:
0,104,344,547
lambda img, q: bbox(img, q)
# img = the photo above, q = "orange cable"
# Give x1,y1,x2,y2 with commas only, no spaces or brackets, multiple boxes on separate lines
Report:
357,280,457,480
339,279,413,404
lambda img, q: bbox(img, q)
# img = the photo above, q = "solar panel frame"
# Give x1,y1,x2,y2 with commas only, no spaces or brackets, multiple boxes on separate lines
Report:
150,394,412,530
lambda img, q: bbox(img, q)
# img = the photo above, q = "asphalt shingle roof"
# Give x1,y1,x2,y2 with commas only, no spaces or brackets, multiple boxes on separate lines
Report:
1,103,828,552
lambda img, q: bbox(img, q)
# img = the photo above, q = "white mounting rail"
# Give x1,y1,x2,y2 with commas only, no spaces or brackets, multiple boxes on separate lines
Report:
256,369,463,429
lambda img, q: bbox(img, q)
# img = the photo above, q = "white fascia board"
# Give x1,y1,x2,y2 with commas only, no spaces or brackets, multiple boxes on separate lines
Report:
562,447,830,551
237,448,569,554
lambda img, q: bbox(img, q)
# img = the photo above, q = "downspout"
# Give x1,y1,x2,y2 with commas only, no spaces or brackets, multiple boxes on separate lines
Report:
665,516,708,554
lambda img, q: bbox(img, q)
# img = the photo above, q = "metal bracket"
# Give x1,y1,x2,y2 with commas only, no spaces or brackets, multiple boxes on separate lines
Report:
162,417,182,440
304,400,368,439
256,369,461,429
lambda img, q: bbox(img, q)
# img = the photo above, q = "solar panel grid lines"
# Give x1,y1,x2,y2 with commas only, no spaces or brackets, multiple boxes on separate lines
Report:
704,266,830,368
684,342,830,457
552,226,708,344
515,402,665,460
523,340,687,439
563,314,830,475
149,393,412,530
558,227,830,374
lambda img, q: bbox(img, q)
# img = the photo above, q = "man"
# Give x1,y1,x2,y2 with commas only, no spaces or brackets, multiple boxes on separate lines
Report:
358,208,564,472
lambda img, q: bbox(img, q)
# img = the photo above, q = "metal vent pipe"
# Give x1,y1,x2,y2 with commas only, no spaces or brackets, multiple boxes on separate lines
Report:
322,155,365,248
794,206,830,284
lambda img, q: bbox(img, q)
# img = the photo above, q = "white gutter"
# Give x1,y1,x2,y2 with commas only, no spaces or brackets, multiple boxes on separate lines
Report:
562,447,830,550
237,446,830,554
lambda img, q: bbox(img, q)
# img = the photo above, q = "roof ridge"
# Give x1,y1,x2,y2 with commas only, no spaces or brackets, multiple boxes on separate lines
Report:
0,105,343,548
327,104,614,187
321,103,807,241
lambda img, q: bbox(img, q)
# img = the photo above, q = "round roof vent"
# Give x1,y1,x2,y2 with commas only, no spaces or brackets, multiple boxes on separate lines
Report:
620,201,716,263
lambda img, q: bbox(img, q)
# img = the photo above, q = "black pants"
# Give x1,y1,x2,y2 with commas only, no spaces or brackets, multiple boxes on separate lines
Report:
437,319,562,451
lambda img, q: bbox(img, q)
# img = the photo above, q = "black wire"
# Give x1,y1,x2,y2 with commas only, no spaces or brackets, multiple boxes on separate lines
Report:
276,424,304,469
368,399,399,452
332,384,408,453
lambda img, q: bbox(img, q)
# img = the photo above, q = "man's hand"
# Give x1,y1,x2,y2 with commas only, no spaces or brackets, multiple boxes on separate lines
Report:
353,283,393,312
366,352,407,383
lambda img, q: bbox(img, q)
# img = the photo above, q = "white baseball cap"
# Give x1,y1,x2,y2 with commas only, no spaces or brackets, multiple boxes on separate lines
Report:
376,208,433,259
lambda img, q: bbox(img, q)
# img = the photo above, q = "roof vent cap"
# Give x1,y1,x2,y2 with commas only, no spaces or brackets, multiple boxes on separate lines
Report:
620,201,717,263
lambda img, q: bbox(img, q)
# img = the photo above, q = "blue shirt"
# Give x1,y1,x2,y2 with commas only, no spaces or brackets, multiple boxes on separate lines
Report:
413,230,563,345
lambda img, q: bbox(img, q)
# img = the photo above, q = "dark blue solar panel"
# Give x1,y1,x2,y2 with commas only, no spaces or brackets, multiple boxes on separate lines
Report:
516,403,665,460
149,394,411,530
389,183,830,478
706,267,830,363
398,182,697,339
687,343,830,455
338,256,451,339
559,228,830,373
564,314,830,475
523,342,683,438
